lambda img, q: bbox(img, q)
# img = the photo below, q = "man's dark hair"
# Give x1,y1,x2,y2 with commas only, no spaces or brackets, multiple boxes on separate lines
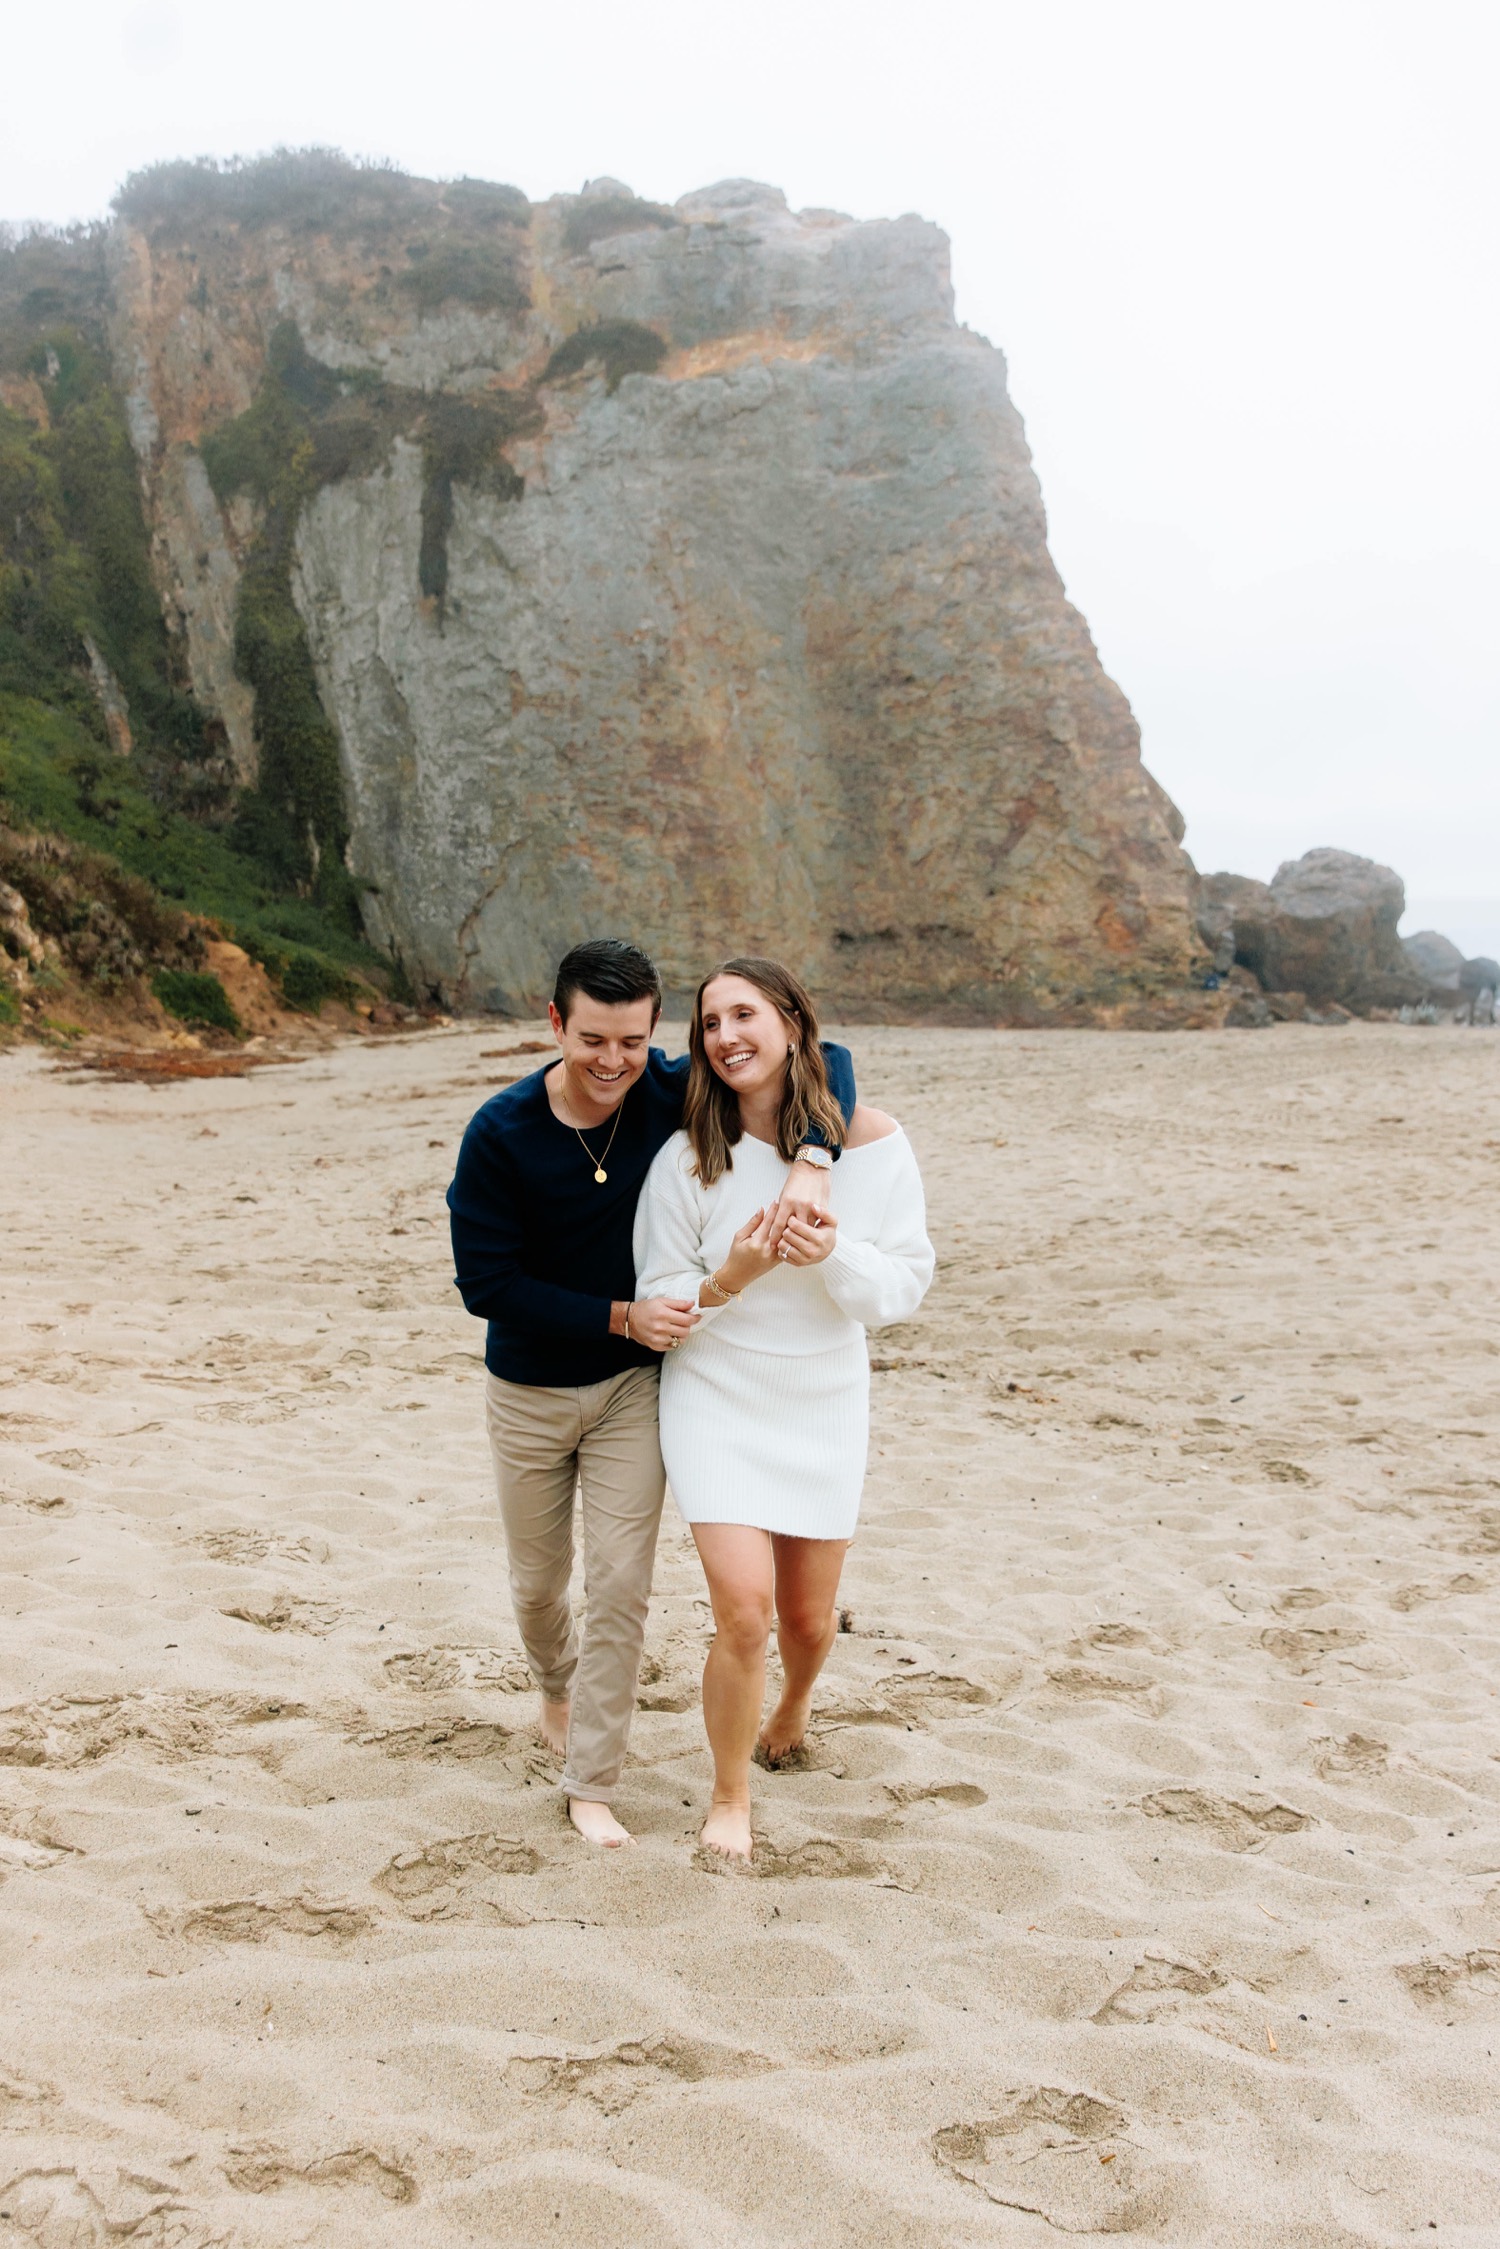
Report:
552,938,662,1024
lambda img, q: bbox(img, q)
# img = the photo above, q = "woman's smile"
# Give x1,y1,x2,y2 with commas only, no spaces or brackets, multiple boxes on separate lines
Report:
701,975,791,1094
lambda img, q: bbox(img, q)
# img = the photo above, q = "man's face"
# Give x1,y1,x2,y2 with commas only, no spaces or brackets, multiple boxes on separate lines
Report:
547,993,657,1110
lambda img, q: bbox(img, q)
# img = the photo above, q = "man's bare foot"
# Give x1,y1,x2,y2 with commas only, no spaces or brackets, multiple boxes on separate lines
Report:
538,1696,570,1757
568,1797,634,1847
699,1799,754,1860
757,1695,812,1766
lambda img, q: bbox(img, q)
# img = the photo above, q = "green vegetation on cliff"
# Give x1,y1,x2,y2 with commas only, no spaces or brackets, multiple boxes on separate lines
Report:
0,226,387,1011
2,157,678,1030
541,320,668,395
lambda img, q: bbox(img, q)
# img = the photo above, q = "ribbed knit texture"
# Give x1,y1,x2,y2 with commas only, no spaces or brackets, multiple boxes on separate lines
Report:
634,1128,934,1537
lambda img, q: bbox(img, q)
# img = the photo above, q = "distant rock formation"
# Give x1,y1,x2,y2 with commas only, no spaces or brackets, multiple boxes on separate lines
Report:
1401,929,1464,995
107,158,1201,1019
1200,849,1423,1014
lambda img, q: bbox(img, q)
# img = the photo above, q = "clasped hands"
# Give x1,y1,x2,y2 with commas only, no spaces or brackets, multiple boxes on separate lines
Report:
631,1168,837,1355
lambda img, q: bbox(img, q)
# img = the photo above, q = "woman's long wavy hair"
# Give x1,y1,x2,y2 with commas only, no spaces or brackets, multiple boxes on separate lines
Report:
683,956,847,1185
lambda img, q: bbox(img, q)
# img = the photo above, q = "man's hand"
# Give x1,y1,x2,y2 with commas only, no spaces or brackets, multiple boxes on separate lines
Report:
626,1296,699,1353
767,1155,832,1248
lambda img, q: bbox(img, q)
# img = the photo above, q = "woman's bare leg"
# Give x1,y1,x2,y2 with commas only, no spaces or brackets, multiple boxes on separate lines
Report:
760,1536,850,1763
691,1524,775,1858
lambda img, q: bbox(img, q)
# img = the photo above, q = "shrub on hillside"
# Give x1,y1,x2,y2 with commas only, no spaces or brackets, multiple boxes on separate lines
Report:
152,967,240,1034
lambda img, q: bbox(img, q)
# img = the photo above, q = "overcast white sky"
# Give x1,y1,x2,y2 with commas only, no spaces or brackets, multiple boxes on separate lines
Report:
6,0,1496,941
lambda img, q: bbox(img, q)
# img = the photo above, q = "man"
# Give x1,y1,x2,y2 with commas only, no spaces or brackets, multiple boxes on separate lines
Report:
448,938,855,1846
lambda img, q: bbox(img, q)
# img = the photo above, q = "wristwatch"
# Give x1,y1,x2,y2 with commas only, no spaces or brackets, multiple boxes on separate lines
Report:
794,1145,834,1171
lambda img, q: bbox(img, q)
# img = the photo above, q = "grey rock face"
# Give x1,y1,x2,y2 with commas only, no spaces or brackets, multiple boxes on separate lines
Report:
1205,851,1421,1012
1401,929,1464,993
118,173,1203,1017
1197,873,1271,976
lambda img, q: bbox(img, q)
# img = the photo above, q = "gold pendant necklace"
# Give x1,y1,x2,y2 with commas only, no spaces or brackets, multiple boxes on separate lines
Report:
558,1086,626,1184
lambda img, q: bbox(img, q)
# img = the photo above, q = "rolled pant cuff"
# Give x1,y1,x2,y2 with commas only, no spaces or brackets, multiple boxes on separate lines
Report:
561,1776,615,1803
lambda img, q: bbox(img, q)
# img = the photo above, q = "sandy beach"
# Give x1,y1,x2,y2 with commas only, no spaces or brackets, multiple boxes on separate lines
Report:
2,1019,1498,2247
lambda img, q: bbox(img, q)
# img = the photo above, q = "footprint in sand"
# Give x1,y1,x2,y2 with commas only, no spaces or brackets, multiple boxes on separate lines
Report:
635,1651,696,1713
932,2088,1169,2232
0,1691,306,1769
0,2166,218,2246
694,1836,882,1881
195,1395,306,1425
0,2063,56,2109
1259,1624,1364,1672
169,1896,375,1946
195,1528,328,1565
1389,1573,1487,1612
504,2033,770,2115
1044,1663,1164,1713
1138,1788,1311,1853
351,1716,515,1762
221,1592,343,1636
1077,1622,1158,1651
0,1827,75,1873
818,1672,999,1732
884,1782,988,1817
1092,1952,1225,2024
1315,1732,1388,1777
222,2145,416,2203
374,1832,540,1923
1396,1951,1500,2007
382,1647,532,1692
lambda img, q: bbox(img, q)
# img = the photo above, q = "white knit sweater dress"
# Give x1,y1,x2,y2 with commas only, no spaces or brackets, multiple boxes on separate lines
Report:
633,1127,934,1539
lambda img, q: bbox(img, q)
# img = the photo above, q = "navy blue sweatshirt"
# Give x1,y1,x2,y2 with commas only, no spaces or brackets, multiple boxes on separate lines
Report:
448,1044,857,1387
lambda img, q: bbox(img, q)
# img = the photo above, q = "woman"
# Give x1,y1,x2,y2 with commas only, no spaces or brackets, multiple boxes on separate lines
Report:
633,957,934,1859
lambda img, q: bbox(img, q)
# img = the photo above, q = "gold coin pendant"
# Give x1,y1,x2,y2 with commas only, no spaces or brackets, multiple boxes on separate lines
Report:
594,1167,608,1184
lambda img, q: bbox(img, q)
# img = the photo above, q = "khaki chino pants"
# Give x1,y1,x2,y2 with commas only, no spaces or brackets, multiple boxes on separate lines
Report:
484,1365,665,1801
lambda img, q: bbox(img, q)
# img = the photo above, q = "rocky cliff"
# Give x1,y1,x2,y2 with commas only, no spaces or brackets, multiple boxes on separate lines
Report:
19,154,1206,1020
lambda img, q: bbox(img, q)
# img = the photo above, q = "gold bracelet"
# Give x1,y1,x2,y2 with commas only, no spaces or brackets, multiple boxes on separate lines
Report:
622,1302,632,1341
703,1269,740,1304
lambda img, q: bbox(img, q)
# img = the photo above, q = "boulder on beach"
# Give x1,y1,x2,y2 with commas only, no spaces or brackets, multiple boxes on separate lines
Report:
1401,929,1464,994
1201,850,1423,1012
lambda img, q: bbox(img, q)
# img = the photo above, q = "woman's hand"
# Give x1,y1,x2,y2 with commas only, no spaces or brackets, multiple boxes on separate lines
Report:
630,1296,700,1352
776,1209,837,1268
767,1156,832,1248
714,1205,782,1295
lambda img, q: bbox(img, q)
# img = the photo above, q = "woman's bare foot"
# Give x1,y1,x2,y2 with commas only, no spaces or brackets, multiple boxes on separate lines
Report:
700,1798,754,1860
568,1798,633,1847
757,1694,812,1766
538,1696,570,1757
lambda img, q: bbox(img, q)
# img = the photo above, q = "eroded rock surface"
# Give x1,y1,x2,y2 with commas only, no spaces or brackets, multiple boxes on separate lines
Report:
114,169,1200,1017
1202,850,1422,1013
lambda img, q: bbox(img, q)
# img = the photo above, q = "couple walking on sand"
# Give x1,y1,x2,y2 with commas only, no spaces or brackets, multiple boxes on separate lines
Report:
447,938,933,1858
